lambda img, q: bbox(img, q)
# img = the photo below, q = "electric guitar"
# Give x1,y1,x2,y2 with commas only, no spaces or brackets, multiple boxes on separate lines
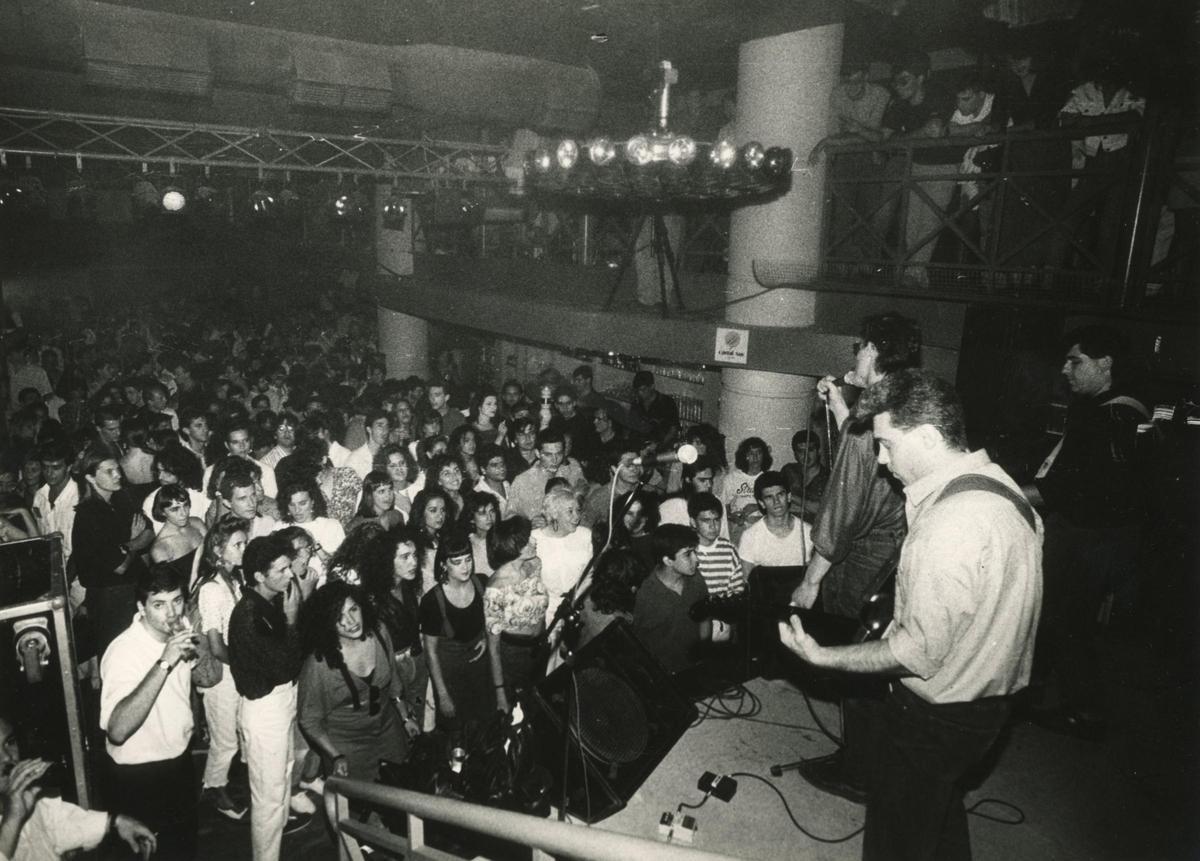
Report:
690,564,896,648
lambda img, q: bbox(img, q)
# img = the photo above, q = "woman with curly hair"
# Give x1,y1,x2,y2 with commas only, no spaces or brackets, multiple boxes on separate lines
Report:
448,424,482,484
360,525,428,727
426,452,466,517
410,487,453,595
379,443,415,519
298,580,416,785
458,491,500,579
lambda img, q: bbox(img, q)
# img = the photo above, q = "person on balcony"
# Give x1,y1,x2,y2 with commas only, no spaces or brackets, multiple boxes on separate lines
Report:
876,51,957,288
1051,55,1147,284
809,60,892,269
996,41,1073,271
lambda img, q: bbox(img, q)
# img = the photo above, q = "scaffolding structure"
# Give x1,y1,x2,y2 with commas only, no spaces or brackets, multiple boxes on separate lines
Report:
0,106,512,186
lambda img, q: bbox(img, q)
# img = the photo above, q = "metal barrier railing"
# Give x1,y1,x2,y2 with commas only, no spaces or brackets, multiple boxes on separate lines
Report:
323,776,742,861
406,116,1195,314
818,120,1155,304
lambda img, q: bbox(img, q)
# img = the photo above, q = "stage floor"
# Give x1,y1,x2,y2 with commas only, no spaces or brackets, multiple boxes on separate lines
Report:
584,661,1194,860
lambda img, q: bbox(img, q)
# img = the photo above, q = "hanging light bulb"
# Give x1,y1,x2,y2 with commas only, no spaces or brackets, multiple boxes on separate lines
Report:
528,148,553,173
587,138,616,166
555,139,579,170
667,136,697,166
250,189,275,216
382,193,408,230
740,142,766,170
762,147,794,180
160,185,187,213
710,138,738,169
624,134,653,166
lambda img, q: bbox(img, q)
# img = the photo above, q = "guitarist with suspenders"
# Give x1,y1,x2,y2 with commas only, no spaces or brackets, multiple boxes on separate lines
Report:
1021,325,1148,741
788,313,921,802
779,370,1043,861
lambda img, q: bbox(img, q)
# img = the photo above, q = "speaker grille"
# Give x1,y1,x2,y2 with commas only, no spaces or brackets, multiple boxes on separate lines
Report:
570,668,648,765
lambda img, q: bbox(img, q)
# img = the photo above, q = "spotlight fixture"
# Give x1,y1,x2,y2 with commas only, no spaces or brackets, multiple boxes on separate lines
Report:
555,139,579,170
587,138,616,166
250,189,275,216
332,187,369,221
160,185,187,213
526,60,792,204
381,192,408,230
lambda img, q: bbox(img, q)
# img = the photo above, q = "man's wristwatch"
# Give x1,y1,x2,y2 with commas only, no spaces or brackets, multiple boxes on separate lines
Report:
157,658,173,672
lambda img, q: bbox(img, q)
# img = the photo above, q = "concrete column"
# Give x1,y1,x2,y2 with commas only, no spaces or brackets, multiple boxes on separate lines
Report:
374,184,429,379
719,25,842,463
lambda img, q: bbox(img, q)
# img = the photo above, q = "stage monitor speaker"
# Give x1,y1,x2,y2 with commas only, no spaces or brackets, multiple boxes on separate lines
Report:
524,620,697,823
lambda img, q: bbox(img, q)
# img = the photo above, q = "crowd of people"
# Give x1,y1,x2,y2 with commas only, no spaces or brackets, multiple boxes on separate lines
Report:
0,290,1148,861
0,291,833,860
812,39,1193,290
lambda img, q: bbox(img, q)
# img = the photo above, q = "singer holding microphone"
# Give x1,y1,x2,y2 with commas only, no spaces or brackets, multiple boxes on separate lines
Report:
786,312,922,804
100,562,203,859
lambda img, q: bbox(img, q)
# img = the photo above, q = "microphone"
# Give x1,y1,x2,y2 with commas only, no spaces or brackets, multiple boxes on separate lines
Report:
632,444,698,467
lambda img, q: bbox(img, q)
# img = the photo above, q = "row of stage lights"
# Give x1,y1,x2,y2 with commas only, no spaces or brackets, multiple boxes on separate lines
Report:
128,174,412,230
525,135,793,203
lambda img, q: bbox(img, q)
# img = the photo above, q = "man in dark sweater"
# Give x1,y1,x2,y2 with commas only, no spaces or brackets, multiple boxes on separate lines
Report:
228,534,305,860
632,524,710,673
1023,325,1148,740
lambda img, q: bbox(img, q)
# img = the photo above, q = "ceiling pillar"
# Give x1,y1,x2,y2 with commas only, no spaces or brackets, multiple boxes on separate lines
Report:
719,24,843,465
375,183,429,380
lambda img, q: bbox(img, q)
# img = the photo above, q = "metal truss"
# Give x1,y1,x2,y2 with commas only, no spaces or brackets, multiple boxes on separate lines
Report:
0,107,512,186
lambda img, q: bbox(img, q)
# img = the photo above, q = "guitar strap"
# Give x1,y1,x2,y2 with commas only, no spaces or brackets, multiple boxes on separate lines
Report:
862,473,1036,600
935,473,1037,532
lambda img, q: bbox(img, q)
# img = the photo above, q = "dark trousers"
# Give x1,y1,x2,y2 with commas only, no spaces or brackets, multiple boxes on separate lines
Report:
1037,513,1139,714
863,685,1011,861
105,750,197,861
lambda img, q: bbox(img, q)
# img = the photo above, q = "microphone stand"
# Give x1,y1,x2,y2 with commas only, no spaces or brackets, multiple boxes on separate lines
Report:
538,471,646,822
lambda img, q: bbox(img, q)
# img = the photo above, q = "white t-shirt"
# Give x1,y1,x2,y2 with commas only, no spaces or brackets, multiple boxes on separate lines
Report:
737,517,811,570
100,615,194,764
532,526,593,624
5,797,108,861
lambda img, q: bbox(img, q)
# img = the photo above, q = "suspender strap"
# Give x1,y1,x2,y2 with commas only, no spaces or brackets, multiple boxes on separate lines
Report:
935,473,1037,532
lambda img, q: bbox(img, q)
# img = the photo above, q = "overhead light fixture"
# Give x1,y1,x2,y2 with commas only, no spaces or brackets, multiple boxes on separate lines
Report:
250,189,275,216
161,185,187,213
525,60,792,204
382,189,408,230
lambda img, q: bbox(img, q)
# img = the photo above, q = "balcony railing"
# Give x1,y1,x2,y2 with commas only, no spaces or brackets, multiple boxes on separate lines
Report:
417,116,1196,316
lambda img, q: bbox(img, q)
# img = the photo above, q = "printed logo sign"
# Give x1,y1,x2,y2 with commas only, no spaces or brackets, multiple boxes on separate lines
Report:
714,327,749,364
